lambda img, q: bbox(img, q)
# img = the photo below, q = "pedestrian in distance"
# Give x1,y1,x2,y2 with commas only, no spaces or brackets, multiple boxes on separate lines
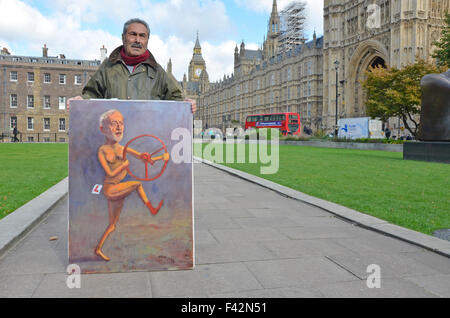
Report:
385,127,391,139
12,125,19,142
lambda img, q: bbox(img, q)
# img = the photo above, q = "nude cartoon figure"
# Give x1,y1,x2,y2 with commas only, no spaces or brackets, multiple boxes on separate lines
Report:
95,109,169,261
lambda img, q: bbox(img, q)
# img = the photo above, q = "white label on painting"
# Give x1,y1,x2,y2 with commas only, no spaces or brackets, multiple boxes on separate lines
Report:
66,264,81,289
92,184,103,195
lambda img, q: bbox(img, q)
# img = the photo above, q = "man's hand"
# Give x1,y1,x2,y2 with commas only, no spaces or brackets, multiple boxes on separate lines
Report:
185,98,197,114
140,152,155,165
67,96,83,111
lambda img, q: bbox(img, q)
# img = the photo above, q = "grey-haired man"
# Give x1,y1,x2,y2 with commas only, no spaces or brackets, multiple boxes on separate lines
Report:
68,18,196,113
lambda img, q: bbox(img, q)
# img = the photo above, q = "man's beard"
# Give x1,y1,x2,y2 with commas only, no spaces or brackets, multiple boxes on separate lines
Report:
107,130,123,143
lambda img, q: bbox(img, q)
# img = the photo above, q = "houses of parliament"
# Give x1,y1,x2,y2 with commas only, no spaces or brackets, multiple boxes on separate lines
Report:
175,0,449,133
1,0,448,141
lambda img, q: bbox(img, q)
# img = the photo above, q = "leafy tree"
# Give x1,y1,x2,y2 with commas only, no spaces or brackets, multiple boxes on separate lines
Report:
363,60,446,137
432,12,450,67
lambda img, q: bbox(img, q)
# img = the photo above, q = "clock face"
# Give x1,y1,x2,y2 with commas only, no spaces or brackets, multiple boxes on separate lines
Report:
195,68,202,77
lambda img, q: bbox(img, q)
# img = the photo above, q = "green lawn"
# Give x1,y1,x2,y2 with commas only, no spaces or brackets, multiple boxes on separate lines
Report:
0,143,68,220
1,142,449,236
196,143,450,236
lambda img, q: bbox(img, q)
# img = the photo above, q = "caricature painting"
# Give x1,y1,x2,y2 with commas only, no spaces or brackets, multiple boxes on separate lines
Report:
68,100,194,274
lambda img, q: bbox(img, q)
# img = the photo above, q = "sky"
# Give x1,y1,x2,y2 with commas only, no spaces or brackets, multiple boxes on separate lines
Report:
0,0,323,82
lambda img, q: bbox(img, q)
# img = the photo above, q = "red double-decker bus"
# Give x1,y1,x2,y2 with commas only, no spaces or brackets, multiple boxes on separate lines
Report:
245,112,301,136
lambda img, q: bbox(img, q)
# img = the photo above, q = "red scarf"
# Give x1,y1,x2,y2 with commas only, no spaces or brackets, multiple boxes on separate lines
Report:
120,48,150,71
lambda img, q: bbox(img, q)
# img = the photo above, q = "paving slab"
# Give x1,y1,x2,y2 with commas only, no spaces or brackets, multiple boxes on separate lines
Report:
326,252,442,280
0,245,66,276
0,162,449,298
316,278,439,298
403,275,450,297
0,274,44,298
333,234,426,255
245,258,359,289
398,251,450,275
211,286,323,298
32,272,151,298
197,206,254,218
194,230,219,246
196,157,450,258
194,214,242,230
149,263,263,297
233,216,301,229
371,223,450,257
279,225,366,240
260,239,358,259
195,241,276,265
210,227,289,243
246,207,331,218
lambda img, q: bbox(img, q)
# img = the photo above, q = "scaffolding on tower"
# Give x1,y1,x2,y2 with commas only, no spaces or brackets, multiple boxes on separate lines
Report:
279,1,307,54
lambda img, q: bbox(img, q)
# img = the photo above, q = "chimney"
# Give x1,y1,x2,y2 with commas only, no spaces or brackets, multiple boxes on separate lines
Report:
100,45,107,62
1,47,11,55
43,44,48,57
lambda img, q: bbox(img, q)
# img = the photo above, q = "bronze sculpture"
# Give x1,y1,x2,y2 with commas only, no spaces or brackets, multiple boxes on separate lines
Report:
418,69,450,141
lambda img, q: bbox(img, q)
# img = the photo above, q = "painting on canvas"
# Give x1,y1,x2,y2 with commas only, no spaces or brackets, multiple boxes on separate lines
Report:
68,100,194,274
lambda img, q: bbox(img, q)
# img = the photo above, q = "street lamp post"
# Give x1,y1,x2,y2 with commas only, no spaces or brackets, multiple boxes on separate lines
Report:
334,60,340,138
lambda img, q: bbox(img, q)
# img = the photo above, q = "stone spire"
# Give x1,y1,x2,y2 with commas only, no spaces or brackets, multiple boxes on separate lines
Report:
271,0,278,17
194,31,201,50
264,0,280,59
269,0,280,32
167,58,172,75
240,40,245,57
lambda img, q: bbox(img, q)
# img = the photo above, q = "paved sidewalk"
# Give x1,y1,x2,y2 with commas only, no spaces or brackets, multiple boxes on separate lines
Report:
0,163,449,298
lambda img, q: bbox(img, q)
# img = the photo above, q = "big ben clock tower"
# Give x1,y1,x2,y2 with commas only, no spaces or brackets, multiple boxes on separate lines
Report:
188,32,206,82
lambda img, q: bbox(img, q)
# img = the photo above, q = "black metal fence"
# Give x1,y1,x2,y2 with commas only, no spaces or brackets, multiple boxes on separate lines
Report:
0,132,68,143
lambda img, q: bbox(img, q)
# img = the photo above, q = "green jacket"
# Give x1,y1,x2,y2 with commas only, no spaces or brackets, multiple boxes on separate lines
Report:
82,46,183,101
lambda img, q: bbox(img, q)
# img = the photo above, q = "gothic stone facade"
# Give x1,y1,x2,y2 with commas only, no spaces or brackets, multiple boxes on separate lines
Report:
323,0,449,132
196,0,449,134
198,37,323,132
0,48,100,142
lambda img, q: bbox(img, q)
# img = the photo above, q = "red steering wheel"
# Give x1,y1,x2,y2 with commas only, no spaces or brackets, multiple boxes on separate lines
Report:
123,134,169,181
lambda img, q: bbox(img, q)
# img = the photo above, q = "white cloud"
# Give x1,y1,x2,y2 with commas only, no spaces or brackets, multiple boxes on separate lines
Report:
0,0,239,81
202,40,239,82
0,0,55,42
39,0,144,24
0,0,242,82
37,0,236,43
148,0,235,42
234,0,293,13
0,0,324,85
0,0,122,59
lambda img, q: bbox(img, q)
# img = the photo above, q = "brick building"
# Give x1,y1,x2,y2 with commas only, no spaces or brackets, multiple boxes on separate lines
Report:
0,45,102,142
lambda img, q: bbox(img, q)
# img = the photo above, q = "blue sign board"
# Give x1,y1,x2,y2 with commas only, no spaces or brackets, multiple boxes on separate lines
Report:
338,118,370,139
